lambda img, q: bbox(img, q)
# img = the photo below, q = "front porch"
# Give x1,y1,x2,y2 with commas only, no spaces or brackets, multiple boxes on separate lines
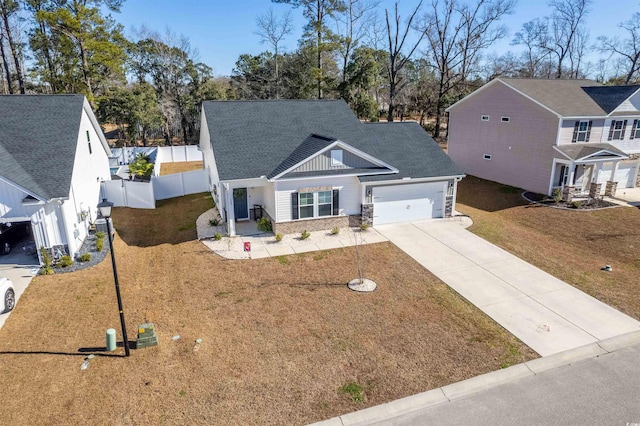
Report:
550,143,629,197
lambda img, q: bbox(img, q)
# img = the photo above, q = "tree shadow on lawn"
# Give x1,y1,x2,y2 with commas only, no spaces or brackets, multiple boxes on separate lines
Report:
457,176,530,213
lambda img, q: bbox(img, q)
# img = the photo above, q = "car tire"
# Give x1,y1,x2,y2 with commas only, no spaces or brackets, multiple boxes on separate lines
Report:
4,288,15,312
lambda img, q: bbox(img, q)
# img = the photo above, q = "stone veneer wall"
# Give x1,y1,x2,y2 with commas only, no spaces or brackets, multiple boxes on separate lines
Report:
445,195,453,217
630,154,640,187
361,204,373,226
605,181,618,197
589,182,602,199
562,186,575,202
273,215,351,235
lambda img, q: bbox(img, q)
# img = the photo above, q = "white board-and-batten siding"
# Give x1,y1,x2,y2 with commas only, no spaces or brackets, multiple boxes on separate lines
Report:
275,176,361,222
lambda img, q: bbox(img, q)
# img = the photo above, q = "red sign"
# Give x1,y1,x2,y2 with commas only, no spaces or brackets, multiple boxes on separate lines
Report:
243,242,251,252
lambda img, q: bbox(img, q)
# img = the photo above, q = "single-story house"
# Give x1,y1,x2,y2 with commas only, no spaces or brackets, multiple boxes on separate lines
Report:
0,95,112,261
447,78,640,196
199,99,464,236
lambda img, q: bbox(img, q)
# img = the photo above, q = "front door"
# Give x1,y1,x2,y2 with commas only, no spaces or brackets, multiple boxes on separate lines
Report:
233,188,249,221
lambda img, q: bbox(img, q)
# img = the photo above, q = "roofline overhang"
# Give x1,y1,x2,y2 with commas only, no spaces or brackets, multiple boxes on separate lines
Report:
269,139,399,180
0,175,48,202
553,145,628,162
272,169,399,182
359,174,466,186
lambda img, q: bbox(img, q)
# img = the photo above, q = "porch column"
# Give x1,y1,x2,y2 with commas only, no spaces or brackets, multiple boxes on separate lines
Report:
609,160,619,182
567,161,576,186
224,183,236,237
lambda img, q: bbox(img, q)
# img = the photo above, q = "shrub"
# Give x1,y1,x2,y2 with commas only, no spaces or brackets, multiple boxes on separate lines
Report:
78,253,91,262
552,187,562,203
209,218,220,227
96,238,104,252
40,246,52,268
275,233,283,242
257,217,273,232
58,255,73,268
300,230,310,240
40,267,54,275
360,223,370,231
331,226,340,235
571,200,581,209
95,231,106,240
213,233,222,241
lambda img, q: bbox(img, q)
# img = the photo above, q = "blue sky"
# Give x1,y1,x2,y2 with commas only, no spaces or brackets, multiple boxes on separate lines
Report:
113,0,640,77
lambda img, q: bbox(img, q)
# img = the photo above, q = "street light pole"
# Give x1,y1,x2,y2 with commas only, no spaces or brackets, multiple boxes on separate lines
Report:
98,199,130,357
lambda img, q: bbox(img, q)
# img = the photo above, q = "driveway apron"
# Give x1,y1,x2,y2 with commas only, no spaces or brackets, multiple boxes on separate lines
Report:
375,219,640,356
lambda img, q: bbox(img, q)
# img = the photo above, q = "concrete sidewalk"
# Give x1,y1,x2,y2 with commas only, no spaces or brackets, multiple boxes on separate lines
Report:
375,219,640,357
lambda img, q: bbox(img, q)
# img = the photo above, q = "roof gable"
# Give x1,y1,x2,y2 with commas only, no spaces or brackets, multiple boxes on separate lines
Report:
0,95,87,199
202,100,463,182
554,143,628,161
583,85,640,114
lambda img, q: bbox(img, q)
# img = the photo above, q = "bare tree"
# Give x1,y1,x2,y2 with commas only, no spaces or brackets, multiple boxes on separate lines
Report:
512,18,553,78
419,0,515,138
334,0,379,82
256,8,293,98
544,0,592,78
384,1,426,122
598,12,640,84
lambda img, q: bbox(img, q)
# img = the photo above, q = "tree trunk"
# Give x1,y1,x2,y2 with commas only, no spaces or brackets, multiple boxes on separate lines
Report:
316,0,322,99
77,38,94,104
0,35,12,94
1,8,24,93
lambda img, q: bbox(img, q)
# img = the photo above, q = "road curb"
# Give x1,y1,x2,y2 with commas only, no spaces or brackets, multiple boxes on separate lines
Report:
309,330,640,426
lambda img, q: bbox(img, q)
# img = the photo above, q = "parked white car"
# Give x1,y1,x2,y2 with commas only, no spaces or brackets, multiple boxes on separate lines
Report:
1,277,15,313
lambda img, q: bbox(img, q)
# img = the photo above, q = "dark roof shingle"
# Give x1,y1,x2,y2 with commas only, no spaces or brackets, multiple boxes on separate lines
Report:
0,95,86,199
202,100,462,182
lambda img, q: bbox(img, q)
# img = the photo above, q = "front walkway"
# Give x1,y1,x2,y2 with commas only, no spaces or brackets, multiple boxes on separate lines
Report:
200,227,388,260
375,219,640,357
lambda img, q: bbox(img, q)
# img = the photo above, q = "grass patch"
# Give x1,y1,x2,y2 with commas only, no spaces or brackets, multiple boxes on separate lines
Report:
339,382,364,403
499,185,521,194
276,255,289,265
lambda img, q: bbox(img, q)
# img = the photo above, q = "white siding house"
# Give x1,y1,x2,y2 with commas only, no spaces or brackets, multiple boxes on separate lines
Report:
0,95,111,261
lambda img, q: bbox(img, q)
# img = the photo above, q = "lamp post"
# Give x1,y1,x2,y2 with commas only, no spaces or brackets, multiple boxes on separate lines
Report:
97,198,130,357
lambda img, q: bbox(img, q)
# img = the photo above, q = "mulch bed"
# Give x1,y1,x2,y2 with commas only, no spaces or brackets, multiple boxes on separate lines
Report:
523,191,618,210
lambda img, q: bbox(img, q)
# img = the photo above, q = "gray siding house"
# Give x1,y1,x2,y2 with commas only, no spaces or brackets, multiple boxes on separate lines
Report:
199,100,464,236
447,78,640,196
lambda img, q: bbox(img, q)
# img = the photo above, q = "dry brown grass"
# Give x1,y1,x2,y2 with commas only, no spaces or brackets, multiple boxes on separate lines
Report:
159,161,203,176
457,176,640,320
0,192,535,425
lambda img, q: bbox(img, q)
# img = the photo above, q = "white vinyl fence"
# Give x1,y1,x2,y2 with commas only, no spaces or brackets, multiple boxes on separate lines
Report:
102,145,207,208
102,179,156,209
153,169,209,200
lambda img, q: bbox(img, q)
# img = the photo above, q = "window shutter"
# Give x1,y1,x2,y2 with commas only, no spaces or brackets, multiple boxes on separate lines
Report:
608,121,615,141
332,189,339,216
585,121,592,142
632,120,638,139
291,192,299,220
572,121,579,143
621,120,628,139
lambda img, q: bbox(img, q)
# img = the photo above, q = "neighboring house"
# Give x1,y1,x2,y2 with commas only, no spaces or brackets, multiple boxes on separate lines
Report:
0,95,112,261
199,100,464,236
447,78,640,196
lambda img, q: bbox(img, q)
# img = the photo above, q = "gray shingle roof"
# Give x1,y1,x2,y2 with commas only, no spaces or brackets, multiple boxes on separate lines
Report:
501,78,605,116
0,95,86,200
555,143,628,160
202,100,462,182
582,85,640,114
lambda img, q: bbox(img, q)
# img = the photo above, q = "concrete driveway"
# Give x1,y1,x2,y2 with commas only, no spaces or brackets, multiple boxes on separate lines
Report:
375,219,640,356
0,249,39,330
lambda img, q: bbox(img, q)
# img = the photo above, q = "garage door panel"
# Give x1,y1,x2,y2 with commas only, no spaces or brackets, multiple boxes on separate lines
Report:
372,182,444,225
597,163,638,188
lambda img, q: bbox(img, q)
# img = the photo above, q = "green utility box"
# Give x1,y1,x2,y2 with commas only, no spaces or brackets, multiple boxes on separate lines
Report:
136,323,158,349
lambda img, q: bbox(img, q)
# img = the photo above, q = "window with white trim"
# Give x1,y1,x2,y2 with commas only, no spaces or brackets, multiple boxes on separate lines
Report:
608,119,627,140
572,120,592,143
299,192,314,219
481,115,489,121
631,120,640,139
317,191,333,216
331,149,343,166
